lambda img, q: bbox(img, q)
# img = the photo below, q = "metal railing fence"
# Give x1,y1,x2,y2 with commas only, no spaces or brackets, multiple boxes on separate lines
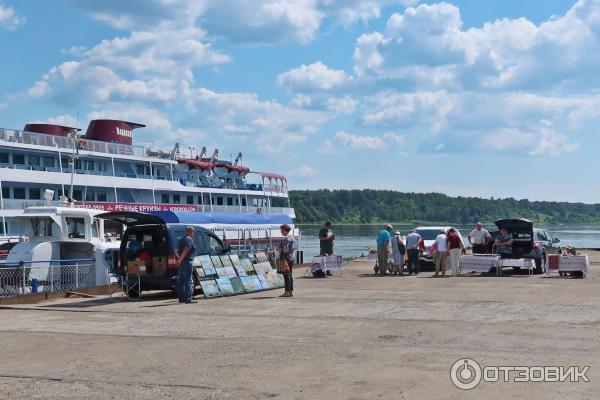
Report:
0,259,95,297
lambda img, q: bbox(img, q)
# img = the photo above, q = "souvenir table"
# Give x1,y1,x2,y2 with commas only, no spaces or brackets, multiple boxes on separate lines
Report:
458,254,499,274
311,255,345,275
495,258,536,276
558,255,590,277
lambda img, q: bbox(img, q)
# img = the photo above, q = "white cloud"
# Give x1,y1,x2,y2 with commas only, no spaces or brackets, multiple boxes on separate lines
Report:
291,94,312,107
334,130,404,150
362,90,455,133
13,26,230,107
82,27,230,80
69,0,206,30
290,164,318,177
324,0,417,27
325,96,358,114
353,0,600,92
73,0,324,44
483,124,580,157
353,32,387,77
278,61,353,91
203,0,323,44
0,1,24,30
317,139,339,155
71,0,415,45
182,87,330,154
42,114,79,128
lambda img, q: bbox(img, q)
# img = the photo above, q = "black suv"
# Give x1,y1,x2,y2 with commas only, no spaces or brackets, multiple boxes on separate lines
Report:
492,219,560,273
99,211,229,297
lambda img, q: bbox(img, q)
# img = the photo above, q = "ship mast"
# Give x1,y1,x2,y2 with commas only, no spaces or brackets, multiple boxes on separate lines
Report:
68,114,79,204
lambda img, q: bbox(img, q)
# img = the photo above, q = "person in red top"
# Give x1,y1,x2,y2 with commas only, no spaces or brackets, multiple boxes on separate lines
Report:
446,228,463,277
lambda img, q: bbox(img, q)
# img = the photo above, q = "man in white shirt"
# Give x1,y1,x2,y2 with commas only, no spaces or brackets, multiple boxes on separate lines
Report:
434,229,448,277
468,222,491,254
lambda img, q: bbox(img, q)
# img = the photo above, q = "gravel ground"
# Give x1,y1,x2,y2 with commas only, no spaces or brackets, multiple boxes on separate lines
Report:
1,253,600,399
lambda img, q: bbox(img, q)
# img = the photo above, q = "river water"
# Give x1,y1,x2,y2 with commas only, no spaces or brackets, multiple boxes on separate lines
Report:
298,224,600,259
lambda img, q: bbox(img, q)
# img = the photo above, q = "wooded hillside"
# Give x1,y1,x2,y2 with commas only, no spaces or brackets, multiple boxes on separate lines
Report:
289,190,600,224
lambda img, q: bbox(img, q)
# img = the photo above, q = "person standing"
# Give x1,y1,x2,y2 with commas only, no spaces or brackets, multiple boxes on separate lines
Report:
447,228,463,277
434,229,448,277
318,221,335,256
391,231,406,275
405,229,422,275
278,224,295,297
175,226,197,304
376,224,393,275
468,222,491,254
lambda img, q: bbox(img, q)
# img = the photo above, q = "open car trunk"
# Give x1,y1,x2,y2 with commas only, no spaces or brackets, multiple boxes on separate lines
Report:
494,218,534,259
98,212,174,286
120,224,172,278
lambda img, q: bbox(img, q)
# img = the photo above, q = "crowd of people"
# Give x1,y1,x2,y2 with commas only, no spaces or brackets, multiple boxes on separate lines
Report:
372,222,518,277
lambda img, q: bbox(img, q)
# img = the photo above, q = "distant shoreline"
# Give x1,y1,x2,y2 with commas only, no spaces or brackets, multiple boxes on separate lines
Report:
297,222,592,226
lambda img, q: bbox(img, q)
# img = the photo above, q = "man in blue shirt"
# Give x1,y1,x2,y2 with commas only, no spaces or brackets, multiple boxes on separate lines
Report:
376,224,393,275
175,226,197,303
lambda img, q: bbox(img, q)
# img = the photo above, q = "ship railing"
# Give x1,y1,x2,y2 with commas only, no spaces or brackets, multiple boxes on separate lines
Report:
0,258,95,297
0,128,174,161
262,184,289,195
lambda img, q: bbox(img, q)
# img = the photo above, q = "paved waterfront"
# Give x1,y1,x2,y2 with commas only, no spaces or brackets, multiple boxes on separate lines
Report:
1,258,600,399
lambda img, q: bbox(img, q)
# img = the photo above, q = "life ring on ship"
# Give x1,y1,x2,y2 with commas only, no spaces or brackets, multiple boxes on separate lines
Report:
256,208,263,214
78,139,87,149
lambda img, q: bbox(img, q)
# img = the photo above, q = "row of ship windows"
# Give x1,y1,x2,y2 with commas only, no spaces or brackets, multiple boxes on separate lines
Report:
0,187,270,207
160,194,249,206
0,187,108,202
0,152,167,176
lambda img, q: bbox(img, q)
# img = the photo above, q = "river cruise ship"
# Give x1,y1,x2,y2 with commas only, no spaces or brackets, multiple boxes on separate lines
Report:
0,120,296,246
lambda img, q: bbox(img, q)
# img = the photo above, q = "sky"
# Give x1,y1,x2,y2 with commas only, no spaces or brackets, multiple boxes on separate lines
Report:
1,0,599,203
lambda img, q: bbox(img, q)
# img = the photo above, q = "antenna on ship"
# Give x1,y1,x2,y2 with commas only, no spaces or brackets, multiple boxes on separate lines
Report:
234,152,242,166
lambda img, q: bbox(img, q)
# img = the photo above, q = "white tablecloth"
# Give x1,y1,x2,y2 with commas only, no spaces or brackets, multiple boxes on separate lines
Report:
558,255,590,277
459,255,499,273
311,255,345,272
496,258,536,275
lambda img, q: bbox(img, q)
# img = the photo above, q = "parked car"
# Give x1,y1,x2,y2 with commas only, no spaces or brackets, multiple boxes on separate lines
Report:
533,228,561,258
414,226,466,266
490,219,560,274
99,211,229,298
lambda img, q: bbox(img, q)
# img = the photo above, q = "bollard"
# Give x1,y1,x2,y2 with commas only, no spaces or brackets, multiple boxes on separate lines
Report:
31,278,38,294
75,262,79,289
296,250,304,265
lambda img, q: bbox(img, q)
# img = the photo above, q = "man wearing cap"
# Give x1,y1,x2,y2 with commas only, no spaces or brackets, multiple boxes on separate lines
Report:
468,222,491,254
175,226,197,303
376,224,393,275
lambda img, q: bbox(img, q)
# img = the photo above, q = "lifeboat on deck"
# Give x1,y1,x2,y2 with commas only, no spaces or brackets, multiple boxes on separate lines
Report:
212,163,250,180
176,158,214,186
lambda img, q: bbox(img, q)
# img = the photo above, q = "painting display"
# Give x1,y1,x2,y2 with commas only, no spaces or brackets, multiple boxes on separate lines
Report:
222,266,237,278
219,255,233,267
240,276,262,292
200,280,221,298
216,277,235,296
229,277,246,294
211,255,224,268
257,274,271,290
